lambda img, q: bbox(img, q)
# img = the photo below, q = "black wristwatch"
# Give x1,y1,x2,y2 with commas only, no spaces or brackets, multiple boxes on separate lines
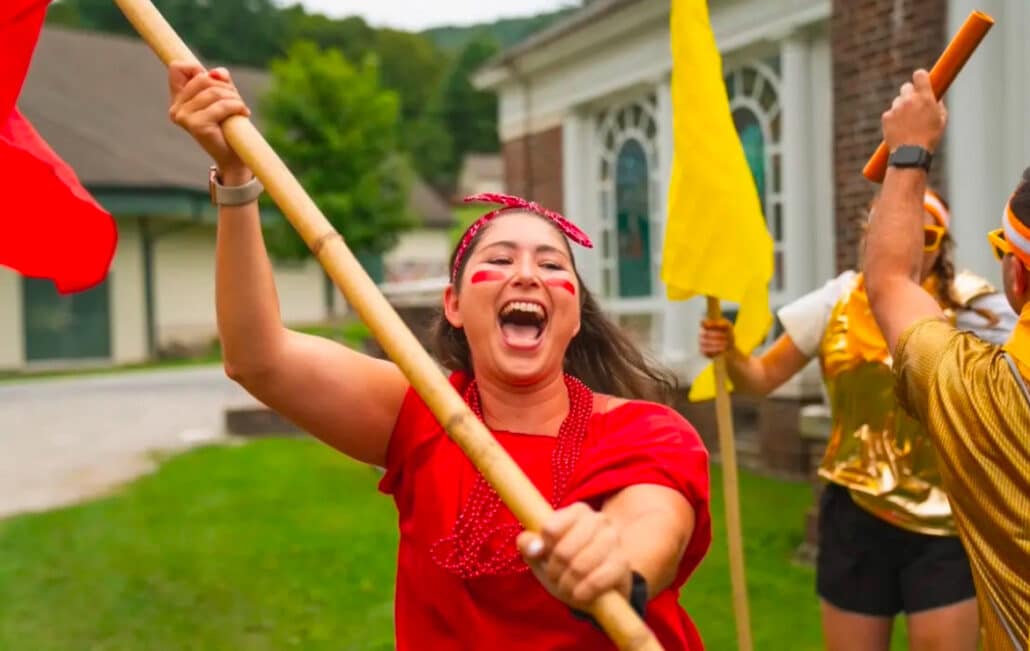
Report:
570,571,649,628
888,145,933,172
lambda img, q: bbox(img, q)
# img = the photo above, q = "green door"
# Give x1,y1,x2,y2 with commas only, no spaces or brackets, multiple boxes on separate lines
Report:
22,277,111,361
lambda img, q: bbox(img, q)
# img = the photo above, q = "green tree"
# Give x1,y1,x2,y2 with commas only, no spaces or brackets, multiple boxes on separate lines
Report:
44,1,82,27
437,38,501,163
259,41,414,262
60,0,285,66
374,29,448,123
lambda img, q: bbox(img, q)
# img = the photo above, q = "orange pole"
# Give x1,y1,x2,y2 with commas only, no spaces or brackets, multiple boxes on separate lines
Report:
863,10,994,183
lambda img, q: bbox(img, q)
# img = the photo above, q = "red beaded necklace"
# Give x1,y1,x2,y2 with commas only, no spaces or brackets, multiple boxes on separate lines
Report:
430,374,593,579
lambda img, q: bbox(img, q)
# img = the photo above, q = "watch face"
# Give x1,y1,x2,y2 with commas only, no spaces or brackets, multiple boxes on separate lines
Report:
891,146,929,168
894,148,920,165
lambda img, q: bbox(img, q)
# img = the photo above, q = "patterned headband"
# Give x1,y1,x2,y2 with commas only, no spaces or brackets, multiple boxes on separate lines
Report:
451,193,594,283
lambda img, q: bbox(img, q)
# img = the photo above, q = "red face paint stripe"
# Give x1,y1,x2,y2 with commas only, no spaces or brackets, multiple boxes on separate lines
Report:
545,279,576,296
470,270,506,284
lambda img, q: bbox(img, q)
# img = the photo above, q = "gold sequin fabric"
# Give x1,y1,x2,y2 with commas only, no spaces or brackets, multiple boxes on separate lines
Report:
818,274,956,535
895,317,1030,650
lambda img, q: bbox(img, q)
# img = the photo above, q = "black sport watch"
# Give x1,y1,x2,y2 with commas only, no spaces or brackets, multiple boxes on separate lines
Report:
888,145,933,173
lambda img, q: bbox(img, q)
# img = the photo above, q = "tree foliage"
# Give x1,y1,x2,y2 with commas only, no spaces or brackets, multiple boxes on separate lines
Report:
46,0,576,193
259,42,413,260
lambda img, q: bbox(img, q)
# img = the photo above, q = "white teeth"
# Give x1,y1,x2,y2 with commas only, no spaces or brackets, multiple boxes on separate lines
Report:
500,301,546,318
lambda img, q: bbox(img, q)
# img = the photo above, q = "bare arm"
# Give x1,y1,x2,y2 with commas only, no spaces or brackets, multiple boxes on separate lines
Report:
700,321,811,396
864,70,947,353
169,61,407,467
516,485,695,609
601,484,693,597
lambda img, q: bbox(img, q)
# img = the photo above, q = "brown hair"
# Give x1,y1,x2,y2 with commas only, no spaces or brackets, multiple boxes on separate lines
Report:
432,215,679,405
1011,167,1030,225
863,189,997,323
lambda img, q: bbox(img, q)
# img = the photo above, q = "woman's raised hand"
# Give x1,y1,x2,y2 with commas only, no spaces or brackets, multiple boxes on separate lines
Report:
167,61,250,177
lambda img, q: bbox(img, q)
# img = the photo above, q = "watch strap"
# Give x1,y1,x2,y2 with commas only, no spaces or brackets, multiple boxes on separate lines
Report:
887,145,933,172
209,165,264,206
569,571,649,628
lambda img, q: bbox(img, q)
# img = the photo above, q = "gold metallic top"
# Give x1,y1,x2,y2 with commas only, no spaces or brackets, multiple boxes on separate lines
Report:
895,313,1030,650
817,274,962,535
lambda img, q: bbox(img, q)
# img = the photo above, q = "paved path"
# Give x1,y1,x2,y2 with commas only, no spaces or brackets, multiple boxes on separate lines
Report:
0,366,258,519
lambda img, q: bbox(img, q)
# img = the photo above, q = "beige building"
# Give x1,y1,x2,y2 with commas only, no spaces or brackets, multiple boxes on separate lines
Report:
1,26,453,370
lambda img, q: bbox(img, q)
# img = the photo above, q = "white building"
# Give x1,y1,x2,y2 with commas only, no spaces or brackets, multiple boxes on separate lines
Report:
476,0,1028,381
0,26,454,370
475,0,1029,473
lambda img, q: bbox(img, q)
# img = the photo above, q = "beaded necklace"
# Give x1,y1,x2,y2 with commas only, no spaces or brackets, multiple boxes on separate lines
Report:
430,374,593,578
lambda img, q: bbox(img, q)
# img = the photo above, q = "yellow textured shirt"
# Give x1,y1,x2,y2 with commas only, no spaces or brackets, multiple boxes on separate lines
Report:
895,318,1030,650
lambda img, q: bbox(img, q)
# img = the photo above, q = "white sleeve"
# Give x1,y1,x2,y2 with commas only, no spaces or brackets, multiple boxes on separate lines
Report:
775,270,857,358
956,292,1018,346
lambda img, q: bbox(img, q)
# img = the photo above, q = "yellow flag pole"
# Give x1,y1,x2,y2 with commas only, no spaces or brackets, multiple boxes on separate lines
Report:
706,297,753,651
110,1,663,648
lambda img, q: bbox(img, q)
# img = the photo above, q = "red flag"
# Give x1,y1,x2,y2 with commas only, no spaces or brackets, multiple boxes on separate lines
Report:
1,0,117,294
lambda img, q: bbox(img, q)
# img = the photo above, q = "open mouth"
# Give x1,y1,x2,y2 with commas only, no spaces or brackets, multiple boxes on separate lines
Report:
498,300,548,348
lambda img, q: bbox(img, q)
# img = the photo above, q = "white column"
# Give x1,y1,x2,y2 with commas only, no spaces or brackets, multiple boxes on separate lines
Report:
110,219,148,365
946,0,1007,286
0,269,24,369
562,109,602,295
808,27,836,284
656,75,703,376
780,30,815,303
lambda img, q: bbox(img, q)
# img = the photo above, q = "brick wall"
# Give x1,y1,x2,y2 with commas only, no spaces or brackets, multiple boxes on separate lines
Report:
501,126,564,212
831,0,948,273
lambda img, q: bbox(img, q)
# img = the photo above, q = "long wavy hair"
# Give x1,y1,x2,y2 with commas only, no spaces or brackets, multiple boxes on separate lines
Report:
431,215,678,405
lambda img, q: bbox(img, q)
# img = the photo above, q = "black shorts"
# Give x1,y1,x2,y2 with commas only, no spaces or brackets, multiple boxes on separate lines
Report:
816,483,976,617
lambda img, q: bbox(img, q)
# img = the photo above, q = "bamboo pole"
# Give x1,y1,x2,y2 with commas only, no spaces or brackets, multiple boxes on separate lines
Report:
110,1,663,648
862,10,994,183
706,297,753,651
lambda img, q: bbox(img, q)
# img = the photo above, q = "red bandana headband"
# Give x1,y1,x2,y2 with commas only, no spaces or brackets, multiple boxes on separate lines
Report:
451,193,594,283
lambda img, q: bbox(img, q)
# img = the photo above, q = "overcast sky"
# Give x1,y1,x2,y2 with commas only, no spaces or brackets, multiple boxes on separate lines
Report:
286,0,578,31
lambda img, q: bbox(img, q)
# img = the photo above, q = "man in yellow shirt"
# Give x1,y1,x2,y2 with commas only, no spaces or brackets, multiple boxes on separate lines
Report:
864,69,1029,650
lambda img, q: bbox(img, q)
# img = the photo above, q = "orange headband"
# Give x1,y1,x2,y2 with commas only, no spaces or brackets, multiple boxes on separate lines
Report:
923,192,950,229
1003,200,1030,267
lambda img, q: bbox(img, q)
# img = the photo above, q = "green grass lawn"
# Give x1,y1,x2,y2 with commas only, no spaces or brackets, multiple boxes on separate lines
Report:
0,438,903,650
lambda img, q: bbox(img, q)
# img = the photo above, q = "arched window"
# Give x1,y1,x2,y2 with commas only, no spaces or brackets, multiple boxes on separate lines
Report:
615,139,651,297
725,58,784,290
596,94,660,298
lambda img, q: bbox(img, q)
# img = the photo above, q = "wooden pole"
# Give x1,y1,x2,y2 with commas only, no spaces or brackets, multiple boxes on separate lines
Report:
110,1,663,648
862,10,994,183
706,297,753,651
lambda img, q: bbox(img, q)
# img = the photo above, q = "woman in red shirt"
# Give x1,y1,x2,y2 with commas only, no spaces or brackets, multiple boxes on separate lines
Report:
167,60,712,650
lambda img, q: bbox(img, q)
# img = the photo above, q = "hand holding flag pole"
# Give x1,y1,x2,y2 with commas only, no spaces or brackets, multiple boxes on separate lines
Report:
662,2,766,649
108,0,662,648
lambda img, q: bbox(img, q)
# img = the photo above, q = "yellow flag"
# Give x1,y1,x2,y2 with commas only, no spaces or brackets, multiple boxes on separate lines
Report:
661,0,775,402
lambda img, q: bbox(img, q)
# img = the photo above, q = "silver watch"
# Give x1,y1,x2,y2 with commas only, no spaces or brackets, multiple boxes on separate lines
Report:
209,165,264,206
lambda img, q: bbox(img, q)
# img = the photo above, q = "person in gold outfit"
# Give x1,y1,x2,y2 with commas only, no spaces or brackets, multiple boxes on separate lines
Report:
699,188,1015,648
864,68,1030,651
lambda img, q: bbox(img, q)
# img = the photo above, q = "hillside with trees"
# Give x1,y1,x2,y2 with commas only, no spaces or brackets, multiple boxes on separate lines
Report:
46,0,574,192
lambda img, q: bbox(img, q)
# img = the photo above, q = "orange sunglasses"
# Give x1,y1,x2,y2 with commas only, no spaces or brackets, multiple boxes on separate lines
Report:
923,224,947,252
987,228,1011,261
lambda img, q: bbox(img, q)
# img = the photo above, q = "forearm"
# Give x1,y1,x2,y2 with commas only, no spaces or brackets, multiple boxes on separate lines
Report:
722,349,780,396
865,168,927,293
614,508,690,598
215,166,287,378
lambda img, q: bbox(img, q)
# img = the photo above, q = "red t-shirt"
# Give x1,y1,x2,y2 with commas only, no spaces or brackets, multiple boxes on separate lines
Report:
379,372,712,650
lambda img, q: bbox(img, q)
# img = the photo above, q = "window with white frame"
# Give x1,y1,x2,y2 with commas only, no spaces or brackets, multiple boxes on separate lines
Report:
595,93,661,300
725,57,784,291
